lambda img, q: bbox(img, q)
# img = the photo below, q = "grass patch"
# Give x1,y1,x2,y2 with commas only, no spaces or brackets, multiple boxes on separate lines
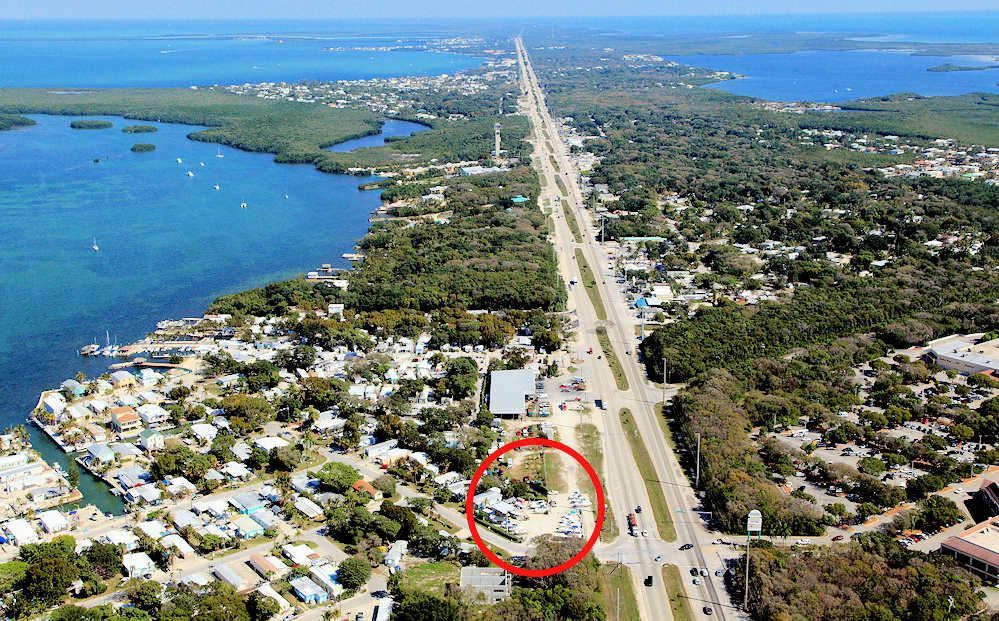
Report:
599,562,641,621
597,327,629,391
620,408,676,541
576,422,619,541
564,203,583,243
662,564,695,621
511,447,566,492
575,249,606,319
396,561,460,597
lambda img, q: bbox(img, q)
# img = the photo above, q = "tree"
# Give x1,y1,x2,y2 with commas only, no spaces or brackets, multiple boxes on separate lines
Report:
336,556,372,591
85,541,123,579
23,551,78,604
220,394,274,435
123,579,162,615
246,591,280,621
67,461,80,489
392,592,465,621
268,445,302,472
315,462,359,493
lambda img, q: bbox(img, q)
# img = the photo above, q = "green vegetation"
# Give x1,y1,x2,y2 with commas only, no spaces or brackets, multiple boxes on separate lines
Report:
130,143,155,152
575,248,606,320
619,408,675,540
0,88,378,168
806,93,999,145
598,562,640,621
730,533,982,620
563,202,583,242
0,114,34,130
69,119,112,129
662,565,695,621
596,327,628,391
122,124,158,133
576,422,618,540
395,561,460,597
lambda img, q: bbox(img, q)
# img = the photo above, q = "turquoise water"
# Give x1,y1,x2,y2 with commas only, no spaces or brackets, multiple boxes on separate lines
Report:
672,50,999,102
1,115,388,512
0,20,483,87
327,118,429,152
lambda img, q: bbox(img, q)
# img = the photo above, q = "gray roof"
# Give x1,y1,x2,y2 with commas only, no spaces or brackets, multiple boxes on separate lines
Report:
460,566,510,588
488,369,535,416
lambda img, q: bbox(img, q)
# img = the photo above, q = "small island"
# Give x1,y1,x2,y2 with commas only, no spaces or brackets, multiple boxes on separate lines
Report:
927,62,998,73
130,143,155,152
69,119,112,129
122,124,157,133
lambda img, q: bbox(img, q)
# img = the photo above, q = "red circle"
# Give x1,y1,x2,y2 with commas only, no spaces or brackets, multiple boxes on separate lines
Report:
464,437,605,578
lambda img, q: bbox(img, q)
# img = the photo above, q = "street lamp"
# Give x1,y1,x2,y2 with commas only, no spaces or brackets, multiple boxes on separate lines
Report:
745,510,762,609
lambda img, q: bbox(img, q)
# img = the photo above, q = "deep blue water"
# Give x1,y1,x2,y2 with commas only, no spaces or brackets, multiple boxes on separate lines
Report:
672,50,999,102
0,115,391,511
326,118,430,152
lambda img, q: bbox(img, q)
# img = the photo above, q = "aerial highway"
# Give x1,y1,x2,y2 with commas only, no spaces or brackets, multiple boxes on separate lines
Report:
515,36,740,620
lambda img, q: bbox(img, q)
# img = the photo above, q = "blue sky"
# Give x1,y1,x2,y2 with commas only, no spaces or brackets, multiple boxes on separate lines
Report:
2,0,996,19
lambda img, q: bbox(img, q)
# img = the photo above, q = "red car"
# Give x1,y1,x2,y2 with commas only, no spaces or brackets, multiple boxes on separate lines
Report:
832,535,845,541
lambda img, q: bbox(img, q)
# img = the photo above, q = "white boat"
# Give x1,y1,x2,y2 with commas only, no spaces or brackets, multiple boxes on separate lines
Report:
240,201,247,209
284,193,289,200
214,184,221,191
186,171,195,178
176,157,183,164
91,237,100,252
199,161,205,167
216,145,224,159
79,343,100,356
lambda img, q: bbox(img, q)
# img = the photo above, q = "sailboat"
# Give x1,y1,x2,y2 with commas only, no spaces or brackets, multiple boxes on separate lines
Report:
240,200,248,209
216,145,224,159
214,184,221,191
186,170,195,178
199,161,205,167
91,237,100,252
176,157,183,164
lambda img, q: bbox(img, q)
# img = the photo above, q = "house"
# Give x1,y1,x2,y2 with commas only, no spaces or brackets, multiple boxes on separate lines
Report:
109,407,143,435
250,508,280,530
104,529,140,551
488,369,536,418
122,552,156,578
384,540,408,573
214,563,253,592
293,496,324,521
231,514,265,539
309,562,344,598
165,475,197,497
135,520,168,540
171,508,201,531
42,393,67,417
222,462,253,481
87,443,116,466
190,423,218,444
282,543,318,567
111,442,143,461
253,436,289,452
109,371,137,387
126,483,162,505
352,479,379,498
4,518,39,546
248,553,289,579
160,533,196,558
84,423,107,443
139,429,165,452
137,404,169,426
192,498,230,518
61,379,86,397
459,567,512,603
37,510,69,534
255,584,291,614
290,576,328,604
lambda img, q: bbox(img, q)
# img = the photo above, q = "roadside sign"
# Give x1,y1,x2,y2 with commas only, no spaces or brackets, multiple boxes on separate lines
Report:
747,510,762,533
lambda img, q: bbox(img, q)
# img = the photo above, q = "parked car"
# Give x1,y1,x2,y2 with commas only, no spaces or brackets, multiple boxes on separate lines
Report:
680,543,694,551
703,606,714,615
832,535,845,541
644,575,654,587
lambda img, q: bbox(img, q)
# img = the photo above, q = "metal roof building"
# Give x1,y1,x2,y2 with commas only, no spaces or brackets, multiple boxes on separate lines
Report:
488,369,536,418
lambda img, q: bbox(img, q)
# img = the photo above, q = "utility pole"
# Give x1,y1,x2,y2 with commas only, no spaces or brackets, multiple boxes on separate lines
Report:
745,510,762,610
662,357,668,406
695,433,701,489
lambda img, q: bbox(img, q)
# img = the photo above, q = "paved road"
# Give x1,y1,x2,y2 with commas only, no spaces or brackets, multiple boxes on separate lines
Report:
515,37,741,620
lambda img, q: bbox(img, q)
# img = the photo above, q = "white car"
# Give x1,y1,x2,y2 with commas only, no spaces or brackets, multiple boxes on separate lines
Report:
641,529,649,537
795,539,812,545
